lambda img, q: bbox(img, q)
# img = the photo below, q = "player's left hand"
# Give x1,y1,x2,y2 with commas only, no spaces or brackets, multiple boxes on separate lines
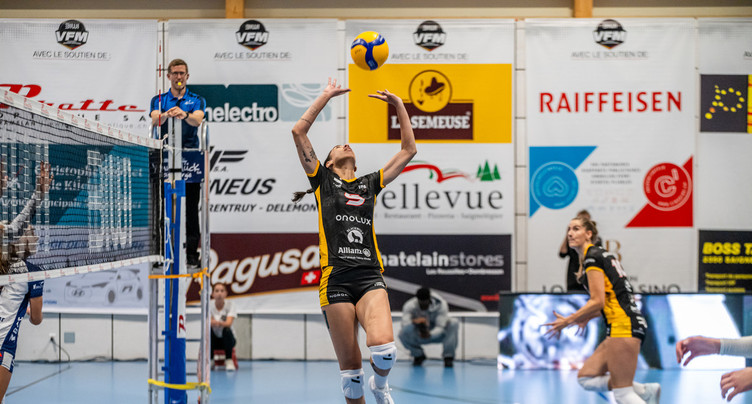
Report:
543,311,570,339
368,89,403,106
721,367,752,402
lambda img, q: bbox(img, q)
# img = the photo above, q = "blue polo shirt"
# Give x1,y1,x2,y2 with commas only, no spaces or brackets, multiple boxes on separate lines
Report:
150,88,206,149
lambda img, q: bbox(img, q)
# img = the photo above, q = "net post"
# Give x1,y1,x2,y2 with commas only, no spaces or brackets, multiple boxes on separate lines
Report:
198,121,211,404
164,117,187,404
148,261,161,404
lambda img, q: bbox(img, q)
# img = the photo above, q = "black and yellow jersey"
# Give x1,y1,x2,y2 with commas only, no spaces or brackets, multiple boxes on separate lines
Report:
578,244,647,337
307,162,385,271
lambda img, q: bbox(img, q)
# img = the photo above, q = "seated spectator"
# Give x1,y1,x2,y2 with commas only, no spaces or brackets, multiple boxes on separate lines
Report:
210,283,236,371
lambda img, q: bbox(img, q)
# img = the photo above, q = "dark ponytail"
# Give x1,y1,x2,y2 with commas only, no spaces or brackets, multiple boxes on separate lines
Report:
293,147,337,204
292,188,314,203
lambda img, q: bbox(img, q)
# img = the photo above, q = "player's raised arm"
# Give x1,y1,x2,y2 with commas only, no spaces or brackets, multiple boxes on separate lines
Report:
369,89,417,186
291,78,350,174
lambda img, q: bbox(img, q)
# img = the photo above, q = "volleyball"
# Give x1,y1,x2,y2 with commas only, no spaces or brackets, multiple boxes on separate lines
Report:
350,31,389,71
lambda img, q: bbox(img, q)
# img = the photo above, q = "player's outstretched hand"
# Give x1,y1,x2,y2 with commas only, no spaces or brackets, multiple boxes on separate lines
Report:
676,335,721,366
721,367,752,402
543,311,570,340
368,89,403,107
323,77,351,99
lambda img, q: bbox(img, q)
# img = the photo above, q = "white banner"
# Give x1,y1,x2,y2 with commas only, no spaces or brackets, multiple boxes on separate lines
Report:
168,19,339,235
696,18,752,230
1,19,158,313
525,18,696,292
696,18,752,292
168,19,339,311
0,19,157,135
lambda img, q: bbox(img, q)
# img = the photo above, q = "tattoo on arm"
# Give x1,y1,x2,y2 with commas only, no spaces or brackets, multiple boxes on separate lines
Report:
297,144,312,163
308,149,317,162
300,117,313,125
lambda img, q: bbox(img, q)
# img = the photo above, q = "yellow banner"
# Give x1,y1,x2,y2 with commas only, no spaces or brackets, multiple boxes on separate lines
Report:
348,64,512,143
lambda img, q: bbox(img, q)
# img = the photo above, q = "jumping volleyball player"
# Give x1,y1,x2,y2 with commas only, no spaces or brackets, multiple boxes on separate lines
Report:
0,162,51,403
291,78,416,404
543,215,660,404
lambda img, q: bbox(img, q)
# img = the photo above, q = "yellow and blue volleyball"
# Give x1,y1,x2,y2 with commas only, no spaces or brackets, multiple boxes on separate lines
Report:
350,31,389,71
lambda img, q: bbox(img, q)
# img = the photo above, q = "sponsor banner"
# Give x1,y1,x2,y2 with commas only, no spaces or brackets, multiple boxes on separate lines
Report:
344,19,514,239
525,19,696,291
187,233,321,312
380,234,511,311
42,262,150,314
0,19,157,134
698,230,752,293
346,20,514,144
348,64,512,143
167,19,339,234
354,143,512,235
696,19,752,231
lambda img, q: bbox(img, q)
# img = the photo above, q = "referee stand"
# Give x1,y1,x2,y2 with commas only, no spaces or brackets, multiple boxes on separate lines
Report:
147,118,212,404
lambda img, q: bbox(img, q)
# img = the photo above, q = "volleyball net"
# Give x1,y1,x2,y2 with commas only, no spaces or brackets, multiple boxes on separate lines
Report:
0,89,162,285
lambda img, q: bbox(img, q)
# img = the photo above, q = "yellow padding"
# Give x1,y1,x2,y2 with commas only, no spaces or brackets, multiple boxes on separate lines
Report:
149,269,209,288
147,378,211,393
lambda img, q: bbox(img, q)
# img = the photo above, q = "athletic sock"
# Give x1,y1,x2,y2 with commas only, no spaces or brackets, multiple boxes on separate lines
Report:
578,375,611,392
373,373,388,389
613,386,646,404
632,381,646,396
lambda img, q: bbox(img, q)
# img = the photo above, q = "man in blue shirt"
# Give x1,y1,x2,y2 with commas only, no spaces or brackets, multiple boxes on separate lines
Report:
150,59,206,267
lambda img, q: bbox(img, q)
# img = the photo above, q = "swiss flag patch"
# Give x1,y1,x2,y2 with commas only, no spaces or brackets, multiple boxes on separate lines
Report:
300,270,321,285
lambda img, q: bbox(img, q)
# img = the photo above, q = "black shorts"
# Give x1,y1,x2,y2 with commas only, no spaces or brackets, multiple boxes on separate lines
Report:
606,316,647,342
318,266,386,307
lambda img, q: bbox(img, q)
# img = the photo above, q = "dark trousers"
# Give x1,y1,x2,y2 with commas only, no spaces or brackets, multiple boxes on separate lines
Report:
185,182,201,262
211,327,236,358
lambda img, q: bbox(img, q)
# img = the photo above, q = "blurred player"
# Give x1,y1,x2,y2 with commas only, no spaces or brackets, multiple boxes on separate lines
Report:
544,216,660,404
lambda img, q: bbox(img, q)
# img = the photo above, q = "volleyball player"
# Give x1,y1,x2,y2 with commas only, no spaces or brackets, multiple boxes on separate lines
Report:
291,78,416,404
543,216,660,404
0,162,51,403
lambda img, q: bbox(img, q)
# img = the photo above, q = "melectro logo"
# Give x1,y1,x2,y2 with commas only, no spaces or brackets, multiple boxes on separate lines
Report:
593,19,626,49
236,20,269,50
191,84,278,123
414,20,446,51
55,20,89,50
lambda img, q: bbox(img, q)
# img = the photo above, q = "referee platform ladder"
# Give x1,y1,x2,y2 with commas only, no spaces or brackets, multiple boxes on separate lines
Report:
147,119,212,404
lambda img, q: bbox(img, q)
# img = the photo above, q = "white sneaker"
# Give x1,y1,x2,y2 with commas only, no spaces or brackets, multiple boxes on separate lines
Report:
368,375,394,404
226,361,236,372
640,383,660,404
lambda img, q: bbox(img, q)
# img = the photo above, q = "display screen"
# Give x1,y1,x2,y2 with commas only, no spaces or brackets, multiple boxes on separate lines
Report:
498,293,752,370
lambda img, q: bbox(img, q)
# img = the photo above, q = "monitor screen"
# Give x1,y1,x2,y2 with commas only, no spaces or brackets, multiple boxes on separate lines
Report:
498,293,751,370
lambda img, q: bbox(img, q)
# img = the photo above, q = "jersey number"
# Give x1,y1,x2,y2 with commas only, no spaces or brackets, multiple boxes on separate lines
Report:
605,253,627,278
345,193,365,206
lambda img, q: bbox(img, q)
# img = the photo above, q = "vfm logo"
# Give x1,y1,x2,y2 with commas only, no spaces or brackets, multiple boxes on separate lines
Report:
413,20,446,51
593,19,626,49
236,19,269,50
56,20,89,50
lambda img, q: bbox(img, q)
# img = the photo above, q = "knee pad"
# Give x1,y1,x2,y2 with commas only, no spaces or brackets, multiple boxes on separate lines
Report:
369,341,397,370
340,368,364,399
578,376,610,392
